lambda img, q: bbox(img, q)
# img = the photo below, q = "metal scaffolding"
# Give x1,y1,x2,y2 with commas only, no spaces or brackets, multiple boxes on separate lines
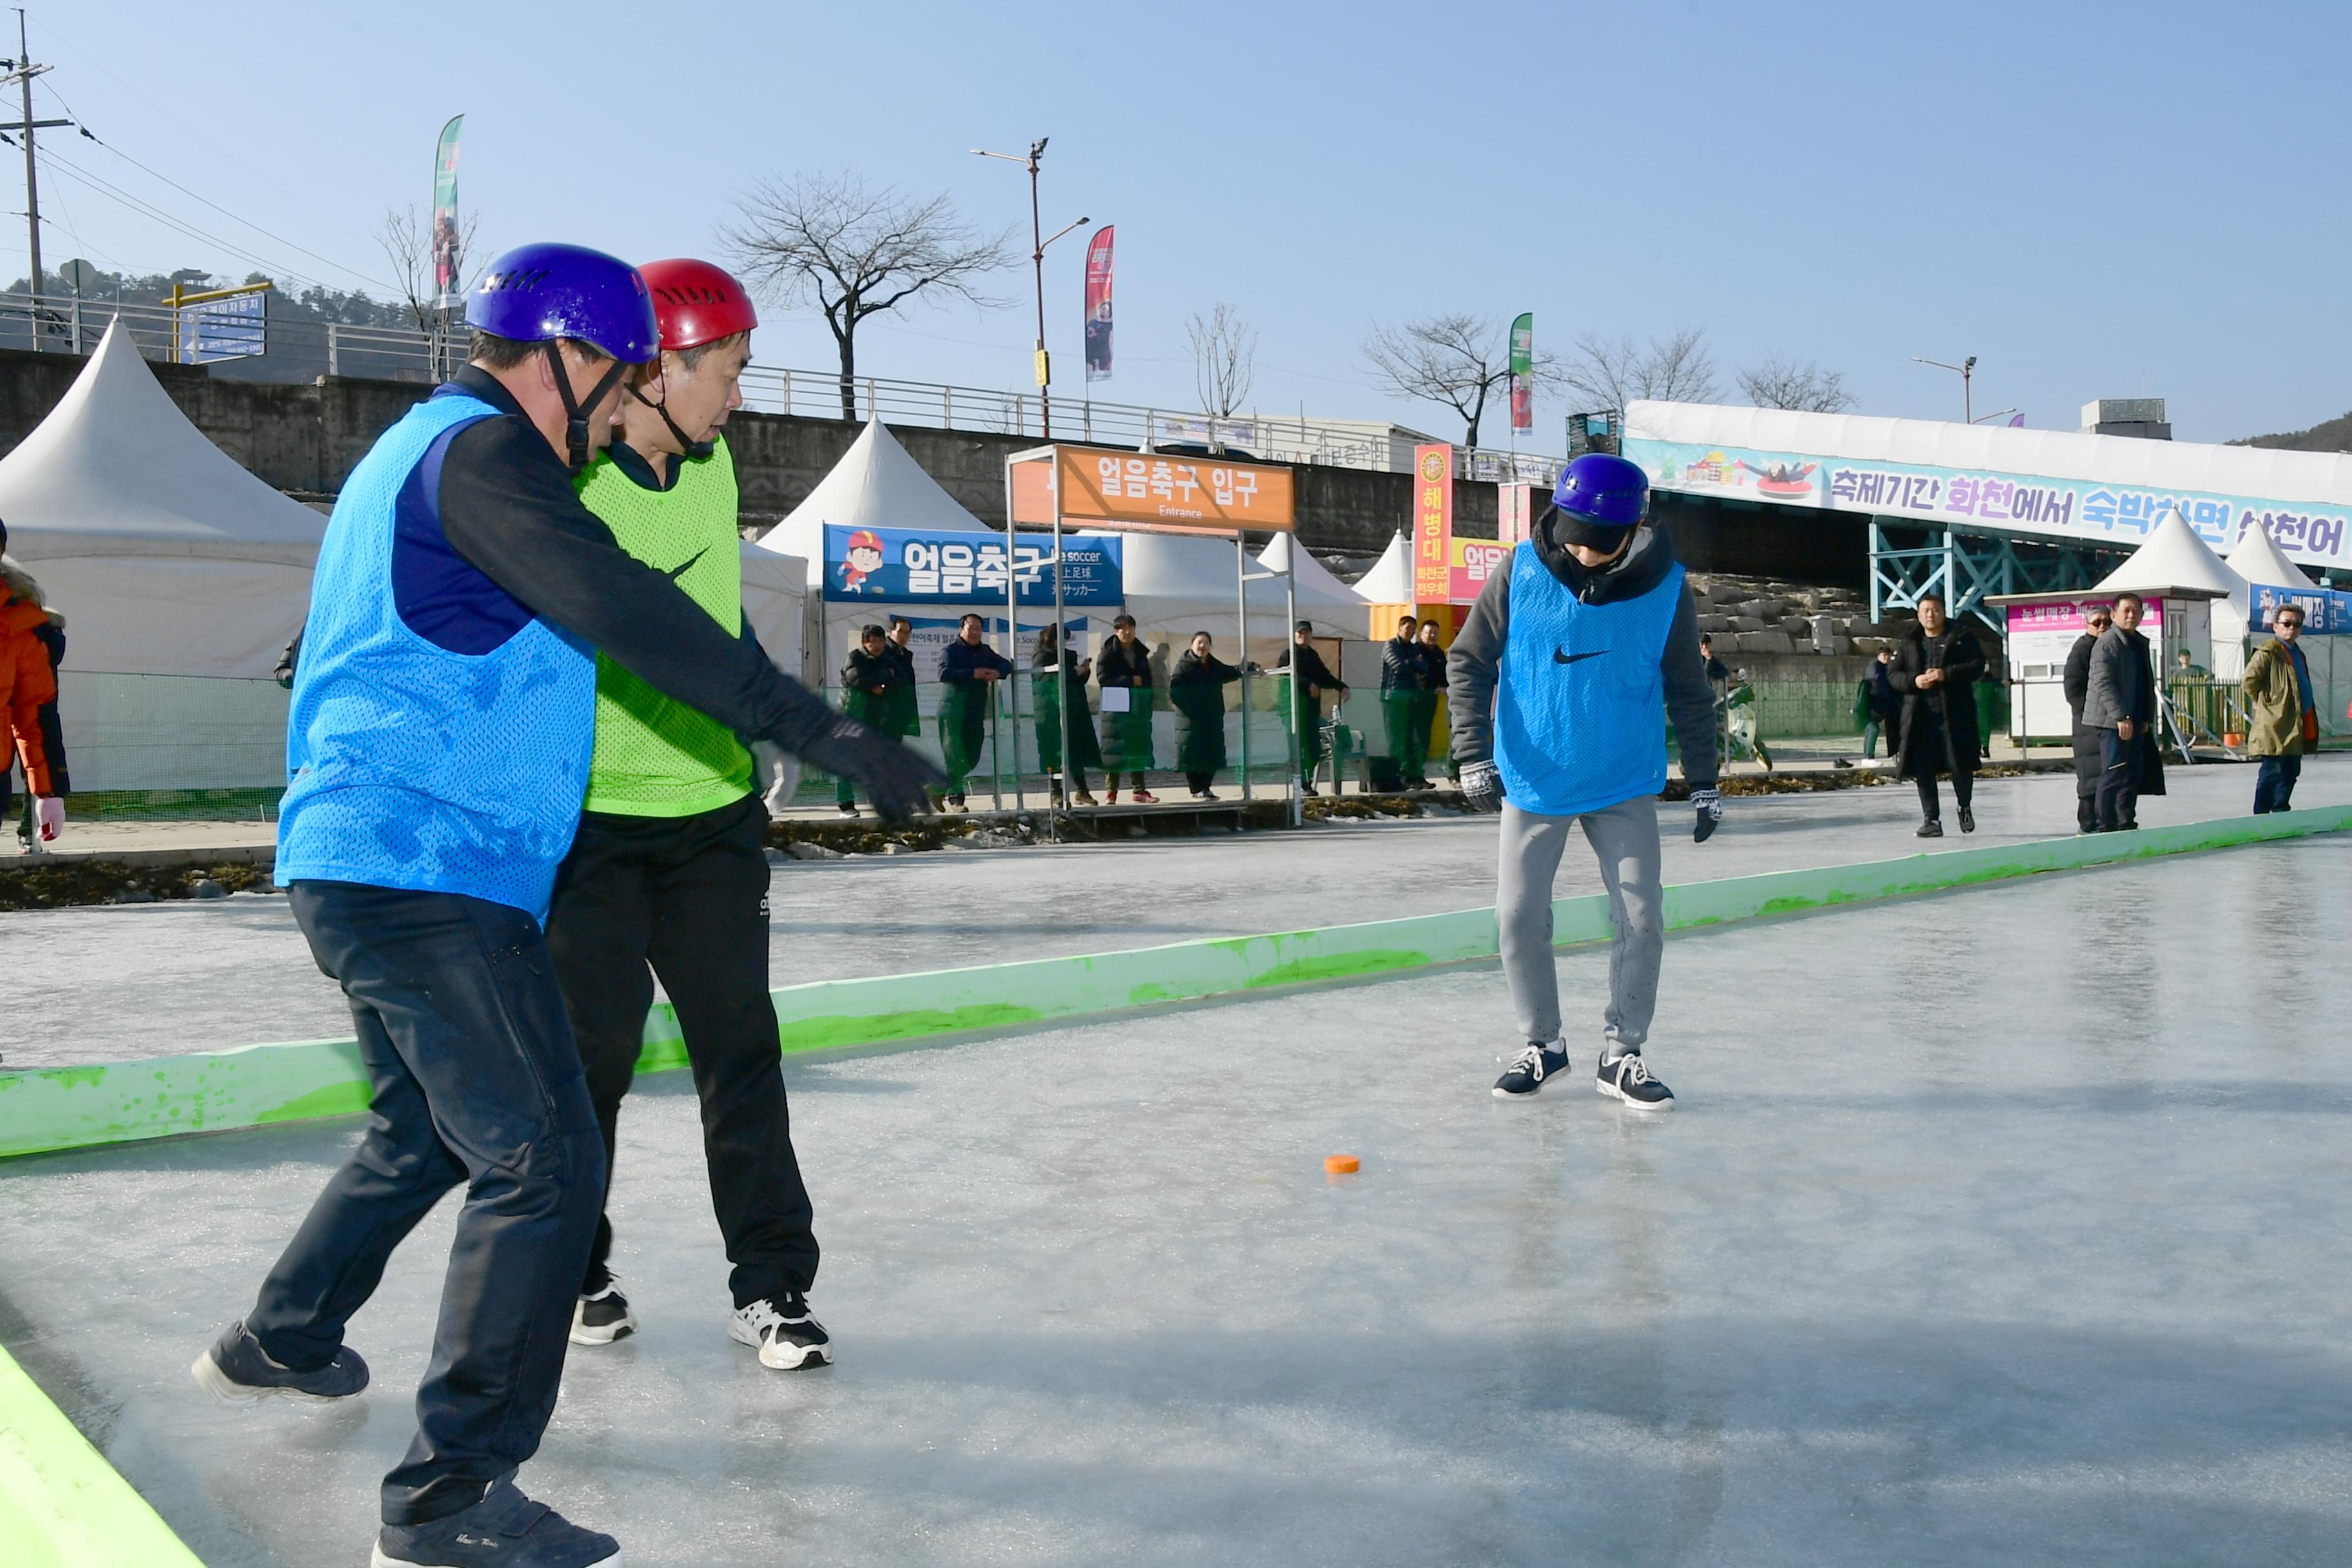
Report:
1868,518,2128,633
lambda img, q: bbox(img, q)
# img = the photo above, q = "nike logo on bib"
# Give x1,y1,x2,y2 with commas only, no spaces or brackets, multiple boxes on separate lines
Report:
664,545,712,582
1553,649,1607,665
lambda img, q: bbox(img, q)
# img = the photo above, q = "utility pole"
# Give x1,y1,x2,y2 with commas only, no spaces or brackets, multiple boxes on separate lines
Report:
0,11,69,351
972,139,1087,439
1911,355,1977,425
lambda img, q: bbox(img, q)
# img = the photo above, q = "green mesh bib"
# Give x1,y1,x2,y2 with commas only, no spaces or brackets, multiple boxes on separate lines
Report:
574,438,754,818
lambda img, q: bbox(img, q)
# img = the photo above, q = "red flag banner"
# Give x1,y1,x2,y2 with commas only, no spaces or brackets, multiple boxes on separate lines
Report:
1083,226,1114,383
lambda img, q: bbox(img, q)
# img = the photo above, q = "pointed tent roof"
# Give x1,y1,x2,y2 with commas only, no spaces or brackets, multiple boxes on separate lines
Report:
1255,532,1370,616
1353,531,1414,602
0,318,324,564
2093,505,2243,598
2224,516,2320,591
756,418,989,583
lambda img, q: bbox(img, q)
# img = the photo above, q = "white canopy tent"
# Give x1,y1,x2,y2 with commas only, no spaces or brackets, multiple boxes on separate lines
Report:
0,318,324,678
1353,532,1413,603
2214,519,2318,677
756,416,991,586
737,544,807,675
1255,533,1369,631
2092,505,2243,599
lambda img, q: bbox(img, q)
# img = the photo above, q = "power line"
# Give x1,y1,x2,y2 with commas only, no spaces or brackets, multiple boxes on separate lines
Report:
34,144,338,292
36,75,391,293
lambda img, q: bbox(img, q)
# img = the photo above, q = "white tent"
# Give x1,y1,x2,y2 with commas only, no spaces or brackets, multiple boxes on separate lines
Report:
1353,532,1413,603
1255,533,1370,634
2214,518,2318,676
0,318,324,678
738,544,807,676
754,416,989,587
2093,505,2243,598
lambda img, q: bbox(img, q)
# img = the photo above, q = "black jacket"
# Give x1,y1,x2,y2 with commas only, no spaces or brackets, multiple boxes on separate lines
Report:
1097,636,1153,689
1413,641,1447,693
2063,632,2102,785
839,645,899,724
1274,642,1343,698
426,367,836,754
1170,649,1243,770
1443,516,1718,789
1888,625,1988,778
1379,634,1421,694
939,638,1013,685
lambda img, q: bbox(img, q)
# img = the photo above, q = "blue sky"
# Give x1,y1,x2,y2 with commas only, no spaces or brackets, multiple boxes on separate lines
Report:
30,1,2348,444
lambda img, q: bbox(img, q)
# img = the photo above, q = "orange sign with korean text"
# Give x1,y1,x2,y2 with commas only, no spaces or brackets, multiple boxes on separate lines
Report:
1014,445,1294,533
1412,444,1453,602
1449,537,1511,603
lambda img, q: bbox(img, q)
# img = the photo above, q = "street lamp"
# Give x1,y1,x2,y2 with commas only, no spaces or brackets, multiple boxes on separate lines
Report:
1969,407,2019,426
1910,355,1977,424
972,139,1089,439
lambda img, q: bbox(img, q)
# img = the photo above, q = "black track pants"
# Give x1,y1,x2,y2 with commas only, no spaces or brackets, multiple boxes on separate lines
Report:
545,794,817,1308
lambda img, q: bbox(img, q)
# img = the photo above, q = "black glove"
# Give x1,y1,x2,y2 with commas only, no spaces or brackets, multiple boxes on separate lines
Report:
1458,758,1505,814
1692,786,1723,843
796,716,946,823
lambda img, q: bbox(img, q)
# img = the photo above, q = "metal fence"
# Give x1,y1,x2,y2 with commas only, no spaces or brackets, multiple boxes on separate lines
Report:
0,289,1563,483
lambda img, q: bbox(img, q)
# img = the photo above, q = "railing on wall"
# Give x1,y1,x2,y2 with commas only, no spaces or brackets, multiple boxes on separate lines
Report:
0,290,1563,484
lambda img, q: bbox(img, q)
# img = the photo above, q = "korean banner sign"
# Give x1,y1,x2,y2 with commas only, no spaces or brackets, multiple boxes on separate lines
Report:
432,115,464,299
2251,583,2352,635
1083,227,1113,384
1624,433,2352,571
1413,444,1454,602
1448,537,1509,604
823,525,1122,606
1508,312,1533,433
1016,446,1295,534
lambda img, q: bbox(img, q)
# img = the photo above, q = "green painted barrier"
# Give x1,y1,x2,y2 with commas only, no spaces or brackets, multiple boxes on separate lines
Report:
0,1342,205,1567
3,808,2344,1162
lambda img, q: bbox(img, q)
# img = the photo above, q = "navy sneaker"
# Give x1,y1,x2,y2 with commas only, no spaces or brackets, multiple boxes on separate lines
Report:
1492,1040,1571,1100
729,1293,832,1369
373,1479,620,1568
191,1319,368,1404
1597,1052,1674,1112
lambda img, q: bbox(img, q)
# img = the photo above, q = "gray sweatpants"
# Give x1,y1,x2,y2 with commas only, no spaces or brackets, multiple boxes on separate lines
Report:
1497,797,1663,1052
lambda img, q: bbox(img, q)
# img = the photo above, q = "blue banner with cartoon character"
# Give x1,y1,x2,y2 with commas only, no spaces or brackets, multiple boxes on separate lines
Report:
1625,436,2352,571
823,525,1123,605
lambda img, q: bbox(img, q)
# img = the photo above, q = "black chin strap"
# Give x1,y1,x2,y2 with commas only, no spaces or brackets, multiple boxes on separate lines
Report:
542,341,632,475
627,381,715,461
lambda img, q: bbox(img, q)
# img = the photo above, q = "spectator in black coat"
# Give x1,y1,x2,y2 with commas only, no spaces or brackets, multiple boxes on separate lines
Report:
1170,631,1247,799
836,625,901,816
1413,619,1449,785
2060,607,2111,833
1273,622,1348,796
1095,613,1157,802
936,614,1012,811
1378,614,1426,789
2083,593,2166,831
1888,594,1987,838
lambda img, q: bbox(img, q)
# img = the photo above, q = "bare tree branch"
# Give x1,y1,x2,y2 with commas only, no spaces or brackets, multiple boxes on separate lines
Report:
1361,313,1551,449
1186,302,1258,441
723,168,1016,418
1558,327,1721,411
375,204,480,335
1737,350,1856,413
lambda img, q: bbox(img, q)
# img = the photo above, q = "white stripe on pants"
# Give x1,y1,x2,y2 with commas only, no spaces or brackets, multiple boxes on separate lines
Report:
1496,796,1663,1052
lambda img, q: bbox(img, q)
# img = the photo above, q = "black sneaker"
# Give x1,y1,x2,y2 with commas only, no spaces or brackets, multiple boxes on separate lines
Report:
371,1477,618,1568
1916,819,1943,838
1957,805,1975,834
570,1282,634,1346
1492,1040,1571,1100
191,1319,368,1404
729,1293,832,1369
1597,1052,1674,1112
836,802,859,819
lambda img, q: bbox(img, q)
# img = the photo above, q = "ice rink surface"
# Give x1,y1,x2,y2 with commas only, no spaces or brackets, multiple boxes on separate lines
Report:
4,811,2351,1564
6,756,2349,1069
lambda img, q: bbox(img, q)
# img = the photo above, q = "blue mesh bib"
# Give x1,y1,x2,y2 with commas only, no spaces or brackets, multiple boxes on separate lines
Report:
275,394,596,921
1493,541,1683,817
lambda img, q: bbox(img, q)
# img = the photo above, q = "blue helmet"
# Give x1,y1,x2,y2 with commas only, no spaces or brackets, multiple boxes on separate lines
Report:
467,242,658,363
1549,453,1649,550
466,243,658,473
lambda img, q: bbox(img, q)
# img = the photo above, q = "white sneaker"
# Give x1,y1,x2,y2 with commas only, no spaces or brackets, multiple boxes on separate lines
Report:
727,1294,832,1370
569,1281,635,1346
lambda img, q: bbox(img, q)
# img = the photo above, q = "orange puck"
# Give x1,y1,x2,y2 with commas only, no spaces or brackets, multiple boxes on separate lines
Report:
1324,1154,1360,1175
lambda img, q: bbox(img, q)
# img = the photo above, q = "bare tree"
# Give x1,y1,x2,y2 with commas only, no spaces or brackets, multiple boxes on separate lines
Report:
1558,327,1720,411
1362,313,1549,449
1738,351,1855,413
375,204,480,334
725,169,1015,419
1186,303,1258,448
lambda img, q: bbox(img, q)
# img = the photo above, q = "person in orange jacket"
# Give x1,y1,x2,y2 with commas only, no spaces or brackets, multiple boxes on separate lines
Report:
0,587,63,847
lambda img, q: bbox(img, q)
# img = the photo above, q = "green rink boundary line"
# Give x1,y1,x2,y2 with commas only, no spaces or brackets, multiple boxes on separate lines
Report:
3,807,2346,1164
0,1341,205,1568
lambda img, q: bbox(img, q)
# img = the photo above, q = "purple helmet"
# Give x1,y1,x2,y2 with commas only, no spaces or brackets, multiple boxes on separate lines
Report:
1549,453,1649,549
466,242,658,364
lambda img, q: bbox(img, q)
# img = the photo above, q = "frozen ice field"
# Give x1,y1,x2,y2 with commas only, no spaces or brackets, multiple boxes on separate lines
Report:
2,762,2350,1564
5,756,2347,1071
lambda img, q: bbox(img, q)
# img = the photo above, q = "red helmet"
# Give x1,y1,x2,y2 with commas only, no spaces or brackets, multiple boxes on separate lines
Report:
638,258,758,352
